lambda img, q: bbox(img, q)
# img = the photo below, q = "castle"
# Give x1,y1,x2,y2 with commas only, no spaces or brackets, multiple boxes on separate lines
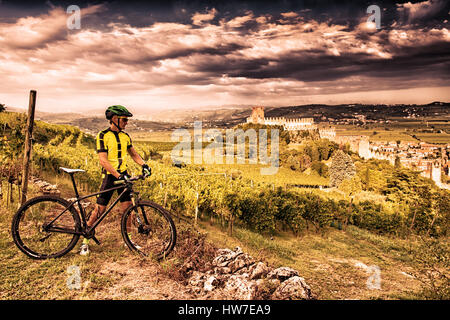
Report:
246,106,317,131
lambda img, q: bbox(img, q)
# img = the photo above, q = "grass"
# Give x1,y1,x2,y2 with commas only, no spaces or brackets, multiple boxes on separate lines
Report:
0,187,443,300
0,200,133,299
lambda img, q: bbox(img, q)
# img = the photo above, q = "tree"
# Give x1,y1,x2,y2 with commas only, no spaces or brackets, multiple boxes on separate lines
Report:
329,150,356,188
0,104,5,112
339,175,362,196
311,161,329,177
363,166,370,190
429,190,450,237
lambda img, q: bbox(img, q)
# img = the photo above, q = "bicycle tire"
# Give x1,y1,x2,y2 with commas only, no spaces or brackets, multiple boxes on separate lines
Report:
121,200,176,260
11,195,81,259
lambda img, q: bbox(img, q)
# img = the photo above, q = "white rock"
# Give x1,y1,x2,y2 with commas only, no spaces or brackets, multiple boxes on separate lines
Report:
267,267,299,281
272,276,313,300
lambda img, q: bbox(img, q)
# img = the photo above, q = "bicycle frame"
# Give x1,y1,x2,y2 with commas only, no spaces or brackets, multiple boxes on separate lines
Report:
43,173,140,238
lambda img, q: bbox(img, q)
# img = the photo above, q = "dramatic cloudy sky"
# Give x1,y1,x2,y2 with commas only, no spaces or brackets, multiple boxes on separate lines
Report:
0,0,449,113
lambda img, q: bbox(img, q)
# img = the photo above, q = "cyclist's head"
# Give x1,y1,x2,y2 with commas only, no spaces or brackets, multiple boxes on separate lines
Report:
105,105,132,131
105,105,133,120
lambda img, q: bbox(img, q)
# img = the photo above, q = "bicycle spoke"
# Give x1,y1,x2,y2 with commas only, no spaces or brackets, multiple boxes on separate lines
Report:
39,234,52,242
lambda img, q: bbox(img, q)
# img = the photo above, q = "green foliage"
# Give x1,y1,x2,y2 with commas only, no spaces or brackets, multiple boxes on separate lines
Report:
354,158,448,236
139,146,162,161
235,123,290,144
303,139,337,161
432,190,450,237
279,149,311,171
0,112,26,161
279,139,337,175
0,112,97,188
311,161,329,177
288,129,320,143
350,201,403,234
356,159,391,193
339,175,362,196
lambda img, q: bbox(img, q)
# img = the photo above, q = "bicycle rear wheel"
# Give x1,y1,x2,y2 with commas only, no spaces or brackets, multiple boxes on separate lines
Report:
11,195,81,259
121,200,176,260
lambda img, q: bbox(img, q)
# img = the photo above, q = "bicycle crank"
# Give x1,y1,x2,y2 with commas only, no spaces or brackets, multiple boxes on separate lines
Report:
84,229,101,245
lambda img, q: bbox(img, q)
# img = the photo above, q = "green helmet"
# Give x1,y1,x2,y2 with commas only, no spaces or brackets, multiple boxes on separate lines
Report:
105,105,133,120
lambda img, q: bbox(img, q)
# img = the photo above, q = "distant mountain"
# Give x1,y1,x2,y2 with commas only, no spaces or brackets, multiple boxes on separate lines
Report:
426,101,449,106
4,105,86,120
3,102,448,134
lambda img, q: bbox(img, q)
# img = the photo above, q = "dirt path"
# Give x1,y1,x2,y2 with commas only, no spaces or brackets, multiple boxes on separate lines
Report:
91,258,195,300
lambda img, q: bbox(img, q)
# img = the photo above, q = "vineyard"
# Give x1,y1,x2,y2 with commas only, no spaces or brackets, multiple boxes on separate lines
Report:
1,111,449,300
1,111,449,238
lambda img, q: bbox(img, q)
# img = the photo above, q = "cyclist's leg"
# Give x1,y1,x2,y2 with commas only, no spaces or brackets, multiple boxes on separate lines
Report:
119,190,132,228
117,172,133,226
92,173,114,226
87,204,106,227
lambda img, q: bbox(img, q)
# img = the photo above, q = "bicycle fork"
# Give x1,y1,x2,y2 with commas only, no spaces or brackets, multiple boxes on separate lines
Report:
131,194,151,235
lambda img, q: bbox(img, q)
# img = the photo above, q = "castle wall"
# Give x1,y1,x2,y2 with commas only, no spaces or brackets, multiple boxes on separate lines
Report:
319,128,336,140
358,137,370,159
246,106,316,130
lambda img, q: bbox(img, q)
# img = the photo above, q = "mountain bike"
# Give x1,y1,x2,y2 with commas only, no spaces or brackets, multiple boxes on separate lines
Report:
11,167,176,260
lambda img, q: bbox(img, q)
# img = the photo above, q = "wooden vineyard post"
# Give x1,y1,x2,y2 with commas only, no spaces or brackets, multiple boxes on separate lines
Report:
194,182,199,226
228,215,233,236
20,90,37,205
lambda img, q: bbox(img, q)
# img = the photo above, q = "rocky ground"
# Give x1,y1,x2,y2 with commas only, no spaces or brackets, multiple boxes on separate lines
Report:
186,247,315,300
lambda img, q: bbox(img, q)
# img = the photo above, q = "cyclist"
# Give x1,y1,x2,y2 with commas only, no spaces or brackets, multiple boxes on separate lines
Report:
80,105,151,255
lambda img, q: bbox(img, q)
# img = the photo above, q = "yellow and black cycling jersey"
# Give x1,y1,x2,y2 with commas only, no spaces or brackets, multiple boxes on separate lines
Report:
96,128,132,174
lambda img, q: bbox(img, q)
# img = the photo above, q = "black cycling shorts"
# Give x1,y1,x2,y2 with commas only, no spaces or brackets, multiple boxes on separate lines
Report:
96,172,131,206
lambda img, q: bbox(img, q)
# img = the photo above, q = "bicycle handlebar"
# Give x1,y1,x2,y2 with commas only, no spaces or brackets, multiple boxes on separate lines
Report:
113,174,147,185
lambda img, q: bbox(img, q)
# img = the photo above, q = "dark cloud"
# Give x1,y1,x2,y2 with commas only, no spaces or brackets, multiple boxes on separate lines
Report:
0,0,449,111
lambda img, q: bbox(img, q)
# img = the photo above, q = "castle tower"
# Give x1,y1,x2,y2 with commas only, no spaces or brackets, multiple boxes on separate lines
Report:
249,106,265,124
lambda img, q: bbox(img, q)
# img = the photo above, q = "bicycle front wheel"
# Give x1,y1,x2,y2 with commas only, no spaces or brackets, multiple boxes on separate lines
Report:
11,195,81,259
121,200,176,260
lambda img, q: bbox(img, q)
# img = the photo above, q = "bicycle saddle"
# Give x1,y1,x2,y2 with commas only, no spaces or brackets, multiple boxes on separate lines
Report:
59,167,85,174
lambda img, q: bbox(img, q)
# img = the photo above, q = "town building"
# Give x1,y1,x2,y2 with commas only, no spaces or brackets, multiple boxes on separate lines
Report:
318,126,449,189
